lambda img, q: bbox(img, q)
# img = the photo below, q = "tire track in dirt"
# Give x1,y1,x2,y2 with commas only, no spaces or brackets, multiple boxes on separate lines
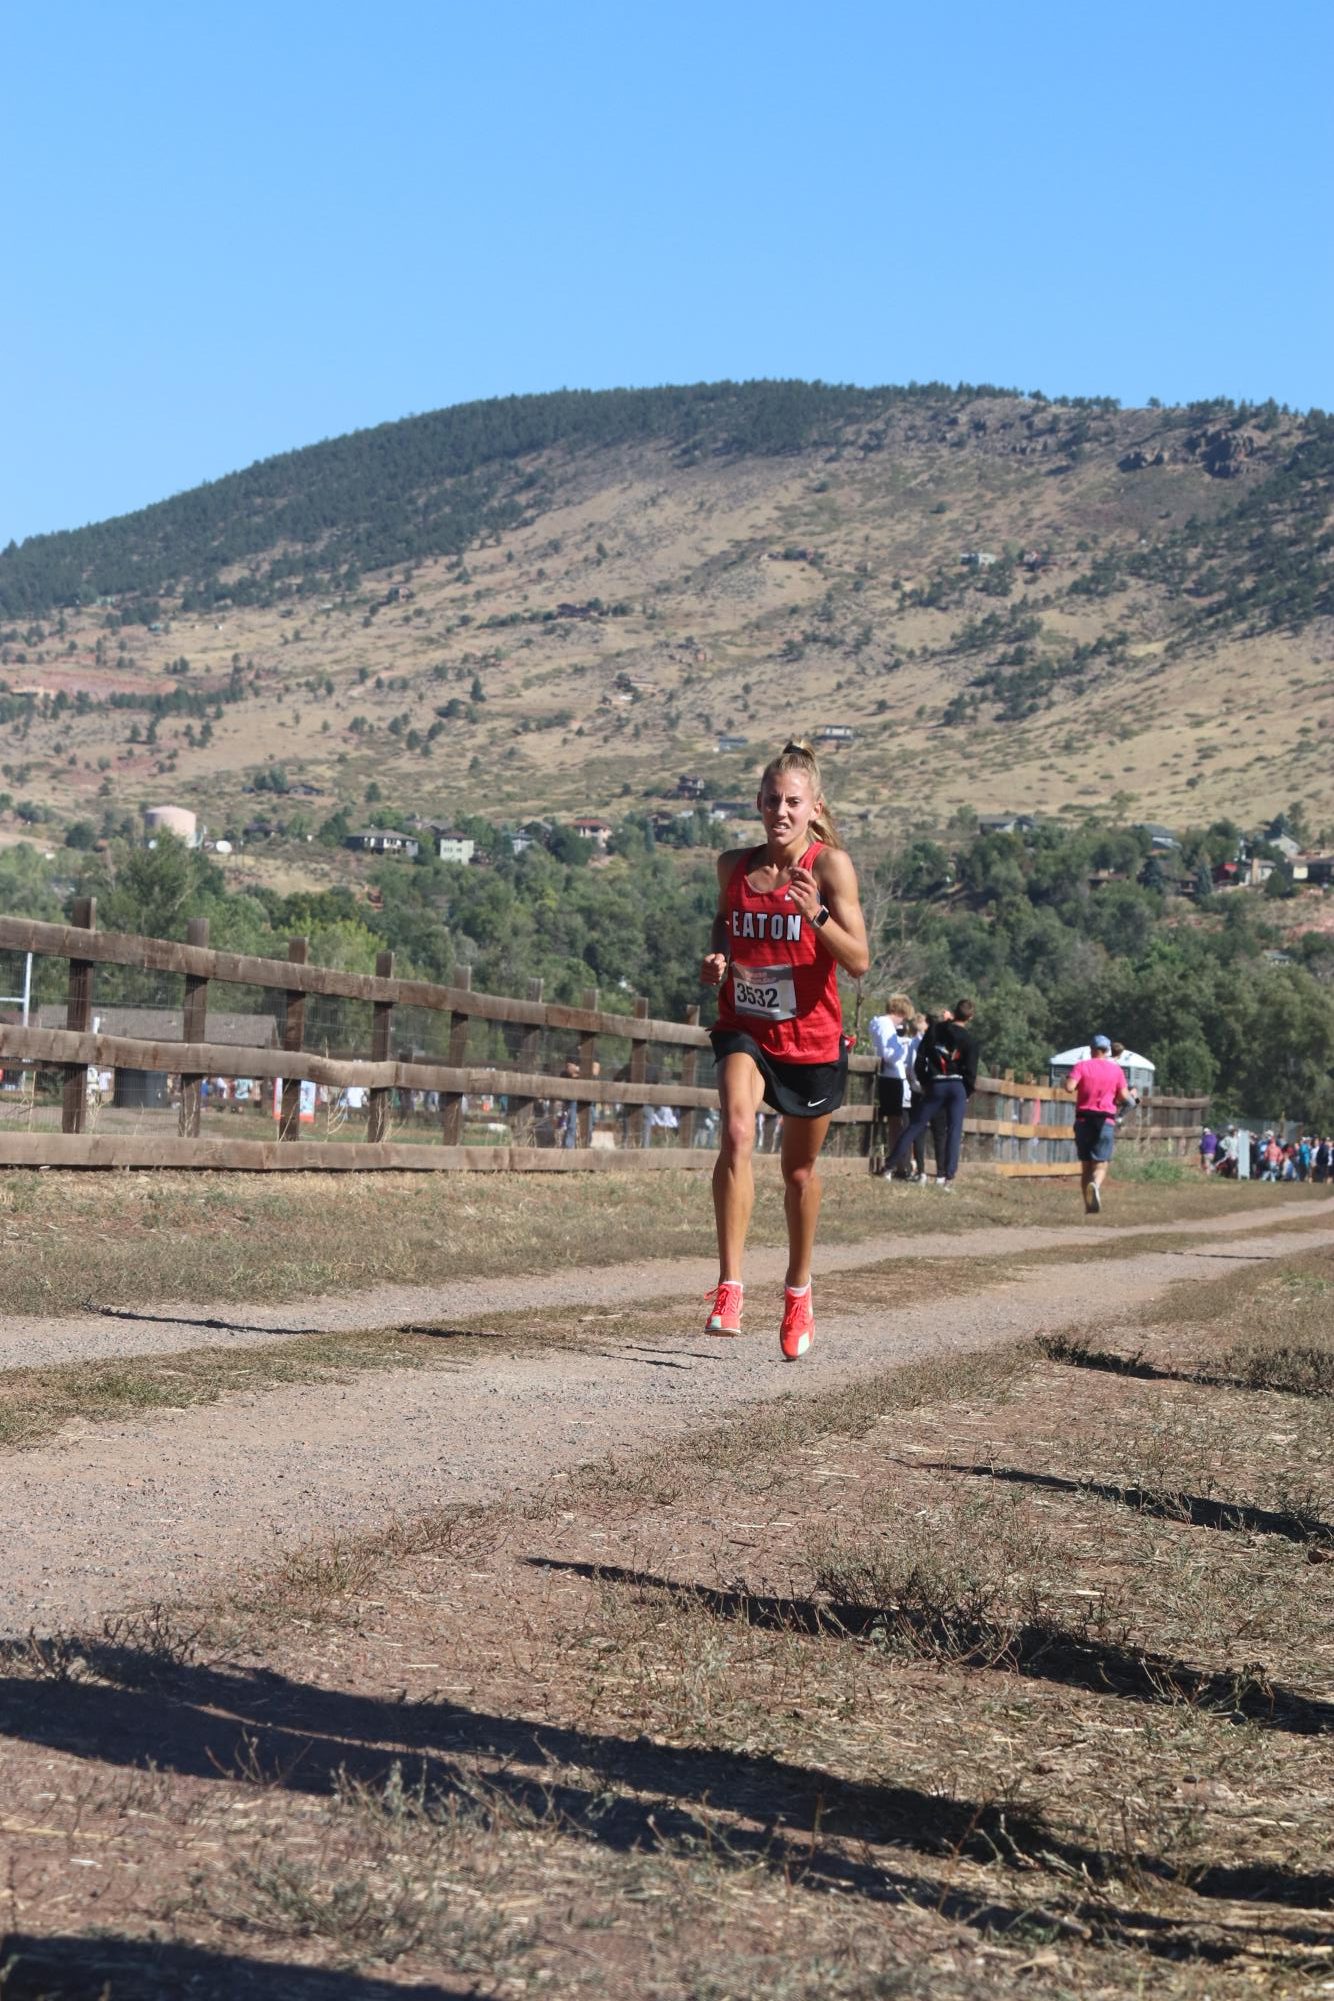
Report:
3,1216,1330,1635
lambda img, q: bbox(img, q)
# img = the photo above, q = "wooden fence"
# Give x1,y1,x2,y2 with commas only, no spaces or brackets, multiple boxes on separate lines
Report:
0,906,1207,1174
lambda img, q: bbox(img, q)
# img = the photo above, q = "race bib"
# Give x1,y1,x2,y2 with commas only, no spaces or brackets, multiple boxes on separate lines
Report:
732,963,797,1021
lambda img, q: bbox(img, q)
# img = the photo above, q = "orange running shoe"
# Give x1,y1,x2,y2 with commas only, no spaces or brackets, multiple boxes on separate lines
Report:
704,1280,744,1337
779,1285,814,1361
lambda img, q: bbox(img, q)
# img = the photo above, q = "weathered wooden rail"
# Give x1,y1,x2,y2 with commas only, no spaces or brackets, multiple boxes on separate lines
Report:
0,907,1206,1172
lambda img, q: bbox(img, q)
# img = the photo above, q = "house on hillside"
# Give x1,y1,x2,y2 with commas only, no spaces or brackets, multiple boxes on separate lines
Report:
977,812,1038,835
814,725,855,747
960,550,997,569
432,831,476,865
675,774,706,799
345,829,420,859
1293,854,1334,886
509,819,551,857
572,816,613,849
1139,823,1180,852
716,733,749,754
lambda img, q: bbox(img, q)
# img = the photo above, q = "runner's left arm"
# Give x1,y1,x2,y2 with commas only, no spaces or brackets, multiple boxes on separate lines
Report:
806,848,870,979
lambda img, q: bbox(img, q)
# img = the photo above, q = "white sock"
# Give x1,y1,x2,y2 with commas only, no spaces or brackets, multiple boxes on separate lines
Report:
784,1281,811,1297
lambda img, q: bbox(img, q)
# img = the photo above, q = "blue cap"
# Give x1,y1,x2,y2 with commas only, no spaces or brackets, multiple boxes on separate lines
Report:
1091,1034,1112,1052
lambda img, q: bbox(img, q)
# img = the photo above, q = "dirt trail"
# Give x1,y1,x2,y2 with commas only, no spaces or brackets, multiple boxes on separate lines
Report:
0,1203,1321,1372
4,1214,1330,1637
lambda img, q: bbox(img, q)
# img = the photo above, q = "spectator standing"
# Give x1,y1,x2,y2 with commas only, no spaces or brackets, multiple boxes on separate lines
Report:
910,1009,953,1182
868,991,915,1177
1068,1033,1131,1214
1198,1126,1217,1173
884,1000,978,1191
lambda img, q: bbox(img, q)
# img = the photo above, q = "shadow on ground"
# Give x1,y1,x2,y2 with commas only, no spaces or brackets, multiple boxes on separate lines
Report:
0,1936,480,2000
0,1933,479,2000
917,1462,1334,1548
533,1559,1334,1739
0,1636,1329,1970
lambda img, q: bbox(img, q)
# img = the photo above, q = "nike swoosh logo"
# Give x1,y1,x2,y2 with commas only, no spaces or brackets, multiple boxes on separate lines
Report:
804,1097,829,1108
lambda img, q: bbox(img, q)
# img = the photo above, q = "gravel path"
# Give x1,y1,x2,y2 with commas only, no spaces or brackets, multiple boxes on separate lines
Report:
0,1203,1320,1373
3,1213,1329,1637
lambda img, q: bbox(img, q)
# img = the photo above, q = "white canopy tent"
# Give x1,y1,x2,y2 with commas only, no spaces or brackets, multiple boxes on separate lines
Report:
1049,1045,1156,1095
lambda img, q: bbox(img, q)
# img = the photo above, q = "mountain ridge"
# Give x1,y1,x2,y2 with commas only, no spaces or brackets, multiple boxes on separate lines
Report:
1,380,1331,861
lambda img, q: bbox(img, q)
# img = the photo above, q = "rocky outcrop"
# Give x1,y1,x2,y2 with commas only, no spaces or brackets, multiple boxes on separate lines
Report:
1184,426,1261,478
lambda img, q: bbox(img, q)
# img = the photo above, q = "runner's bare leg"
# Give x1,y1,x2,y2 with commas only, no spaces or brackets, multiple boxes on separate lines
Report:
714,1053,767,1281
781,1109,834,1289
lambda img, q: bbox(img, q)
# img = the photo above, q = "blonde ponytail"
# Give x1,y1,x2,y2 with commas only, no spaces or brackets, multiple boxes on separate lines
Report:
760,739,843,848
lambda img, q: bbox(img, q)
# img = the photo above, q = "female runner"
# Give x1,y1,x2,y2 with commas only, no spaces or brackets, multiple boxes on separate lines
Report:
700,740,869,1359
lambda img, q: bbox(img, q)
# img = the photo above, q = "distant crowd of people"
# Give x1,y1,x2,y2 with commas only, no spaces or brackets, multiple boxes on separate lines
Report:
1200,1126,1333,1182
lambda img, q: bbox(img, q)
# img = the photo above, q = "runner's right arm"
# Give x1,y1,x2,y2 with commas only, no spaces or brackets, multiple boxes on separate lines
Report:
701,849,743,986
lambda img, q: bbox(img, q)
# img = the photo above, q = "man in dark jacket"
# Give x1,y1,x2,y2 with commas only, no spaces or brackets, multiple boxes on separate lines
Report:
883,999,978,1190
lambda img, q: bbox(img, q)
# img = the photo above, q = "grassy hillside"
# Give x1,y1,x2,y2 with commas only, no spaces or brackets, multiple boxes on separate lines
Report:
0,382,1331,881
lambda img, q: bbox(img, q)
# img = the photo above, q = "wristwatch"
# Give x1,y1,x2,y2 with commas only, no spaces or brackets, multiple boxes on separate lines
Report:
812,903,830,929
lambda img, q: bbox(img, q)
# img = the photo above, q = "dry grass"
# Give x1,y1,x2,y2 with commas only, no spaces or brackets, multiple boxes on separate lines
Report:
0,1166,1316,1318
1043,1244,1334,1400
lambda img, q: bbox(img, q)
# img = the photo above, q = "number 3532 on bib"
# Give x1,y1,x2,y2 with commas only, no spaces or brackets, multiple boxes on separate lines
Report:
732,963,798,1021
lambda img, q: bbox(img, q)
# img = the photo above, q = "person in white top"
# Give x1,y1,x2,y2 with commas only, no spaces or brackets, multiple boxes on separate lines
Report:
868,991,915,1171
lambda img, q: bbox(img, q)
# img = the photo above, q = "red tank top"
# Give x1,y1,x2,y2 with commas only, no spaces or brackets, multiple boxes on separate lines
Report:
713,842,843,1062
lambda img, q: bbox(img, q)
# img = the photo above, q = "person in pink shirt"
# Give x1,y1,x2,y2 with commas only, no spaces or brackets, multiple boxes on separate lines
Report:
1068,1034,1131,1215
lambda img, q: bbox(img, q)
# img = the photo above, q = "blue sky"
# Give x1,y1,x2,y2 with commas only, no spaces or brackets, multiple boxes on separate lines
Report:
3,0,1329,546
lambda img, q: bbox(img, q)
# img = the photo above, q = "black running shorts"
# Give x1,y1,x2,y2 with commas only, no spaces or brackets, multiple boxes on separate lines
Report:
875,1076,909,1118
710,1028,848,1120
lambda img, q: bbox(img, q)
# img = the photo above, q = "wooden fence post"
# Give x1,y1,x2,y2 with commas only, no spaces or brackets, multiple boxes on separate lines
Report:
631,994,649,1147
178,916,210,1138
368,948,394,1143
678,1003,700,1148
578,987,598,1148
439,965,472,1144
279,937,308,1141
61,897,96,1134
